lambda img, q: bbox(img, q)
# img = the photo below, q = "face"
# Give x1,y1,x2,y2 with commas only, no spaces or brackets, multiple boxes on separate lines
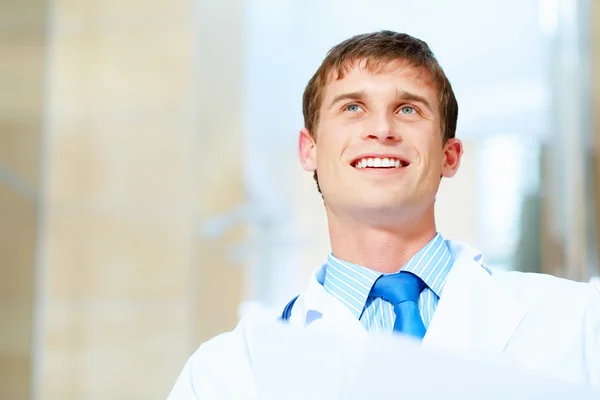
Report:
298,59,462,222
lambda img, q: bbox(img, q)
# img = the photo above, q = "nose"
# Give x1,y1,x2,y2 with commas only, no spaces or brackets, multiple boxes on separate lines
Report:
364,131,402,143
362,112,402,143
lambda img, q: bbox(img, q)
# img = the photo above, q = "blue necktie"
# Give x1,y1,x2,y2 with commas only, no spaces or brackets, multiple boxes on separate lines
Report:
369,271,427,339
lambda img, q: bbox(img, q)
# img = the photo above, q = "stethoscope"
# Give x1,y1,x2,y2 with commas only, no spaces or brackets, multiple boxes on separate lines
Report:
280,295,299,321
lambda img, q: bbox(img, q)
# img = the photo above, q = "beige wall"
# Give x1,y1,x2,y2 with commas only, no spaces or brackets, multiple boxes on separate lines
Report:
0,184,37,399
0,0,245,397
593,0,600,278
34,0,245,399
0,0,46,398
193,0,245,344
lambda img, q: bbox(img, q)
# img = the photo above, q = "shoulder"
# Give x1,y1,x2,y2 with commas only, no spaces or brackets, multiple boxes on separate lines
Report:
489,267,596,293
191,304,282,369
490,268,600,314
171,305,281,399
446,239,600,315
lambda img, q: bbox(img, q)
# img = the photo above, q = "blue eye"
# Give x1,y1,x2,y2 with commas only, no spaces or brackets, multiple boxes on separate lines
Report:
400,106,415,114
346,104,362,112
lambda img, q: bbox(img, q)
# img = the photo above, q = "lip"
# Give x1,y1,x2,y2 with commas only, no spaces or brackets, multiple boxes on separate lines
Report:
350,154,411,168
353,166,408,176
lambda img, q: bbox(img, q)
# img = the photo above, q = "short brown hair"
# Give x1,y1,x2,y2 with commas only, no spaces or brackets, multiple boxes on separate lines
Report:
302,31,458,192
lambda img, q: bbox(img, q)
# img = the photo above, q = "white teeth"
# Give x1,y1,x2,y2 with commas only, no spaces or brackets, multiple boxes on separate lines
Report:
353,157,406,169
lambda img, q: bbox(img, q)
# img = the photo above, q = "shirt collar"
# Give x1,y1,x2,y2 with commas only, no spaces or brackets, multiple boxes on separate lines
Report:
400,233,454,297
322,233,454,319
323,254,380,319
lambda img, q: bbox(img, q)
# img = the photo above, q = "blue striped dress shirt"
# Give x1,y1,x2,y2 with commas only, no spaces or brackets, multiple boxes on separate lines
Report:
322,233,454,332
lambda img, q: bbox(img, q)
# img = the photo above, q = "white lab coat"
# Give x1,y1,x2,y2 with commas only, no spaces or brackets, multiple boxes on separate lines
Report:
167,241,600,399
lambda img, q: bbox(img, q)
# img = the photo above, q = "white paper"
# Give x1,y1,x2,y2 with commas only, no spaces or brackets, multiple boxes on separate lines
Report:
248,319,599,399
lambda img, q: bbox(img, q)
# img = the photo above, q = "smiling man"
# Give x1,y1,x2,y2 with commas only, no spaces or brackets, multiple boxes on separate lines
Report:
168,31,600,399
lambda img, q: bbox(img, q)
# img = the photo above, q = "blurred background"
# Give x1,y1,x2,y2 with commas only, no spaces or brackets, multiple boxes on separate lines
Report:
2,0,600,398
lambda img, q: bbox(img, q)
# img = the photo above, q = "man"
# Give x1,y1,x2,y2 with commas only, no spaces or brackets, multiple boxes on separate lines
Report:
168,31,600,398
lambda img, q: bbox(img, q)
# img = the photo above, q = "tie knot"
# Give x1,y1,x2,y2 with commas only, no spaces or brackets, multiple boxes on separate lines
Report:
369,271,425,306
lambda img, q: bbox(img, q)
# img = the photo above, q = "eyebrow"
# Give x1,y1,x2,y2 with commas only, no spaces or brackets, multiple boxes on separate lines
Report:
327,91,366,109
396,90,433,112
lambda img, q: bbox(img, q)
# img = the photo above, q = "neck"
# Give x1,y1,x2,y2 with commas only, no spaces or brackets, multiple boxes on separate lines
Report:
327,207,437,273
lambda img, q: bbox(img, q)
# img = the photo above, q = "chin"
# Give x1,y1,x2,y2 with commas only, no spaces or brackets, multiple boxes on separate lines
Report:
360,192,411,207
352,199,411,216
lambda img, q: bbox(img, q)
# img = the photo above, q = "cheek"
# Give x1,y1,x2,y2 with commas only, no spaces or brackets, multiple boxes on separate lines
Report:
315,139,342,177
416,144,444,173
317,127,353,160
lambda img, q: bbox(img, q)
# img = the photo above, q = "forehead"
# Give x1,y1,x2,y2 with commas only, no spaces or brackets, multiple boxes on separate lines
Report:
322,59,438,103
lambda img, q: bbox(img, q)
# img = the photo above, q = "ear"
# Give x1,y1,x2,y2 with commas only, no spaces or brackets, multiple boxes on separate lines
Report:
298,128,317,172
441,138,463,178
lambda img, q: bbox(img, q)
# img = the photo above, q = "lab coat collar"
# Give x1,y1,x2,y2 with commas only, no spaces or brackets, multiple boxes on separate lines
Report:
299,264,368,336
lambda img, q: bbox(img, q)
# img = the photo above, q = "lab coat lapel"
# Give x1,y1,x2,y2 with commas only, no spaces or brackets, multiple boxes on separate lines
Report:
300,271,367,336
423,242,527,355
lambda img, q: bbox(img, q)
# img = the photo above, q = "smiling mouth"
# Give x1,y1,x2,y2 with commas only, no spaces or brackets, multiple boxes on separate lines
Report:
352,157,410,169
